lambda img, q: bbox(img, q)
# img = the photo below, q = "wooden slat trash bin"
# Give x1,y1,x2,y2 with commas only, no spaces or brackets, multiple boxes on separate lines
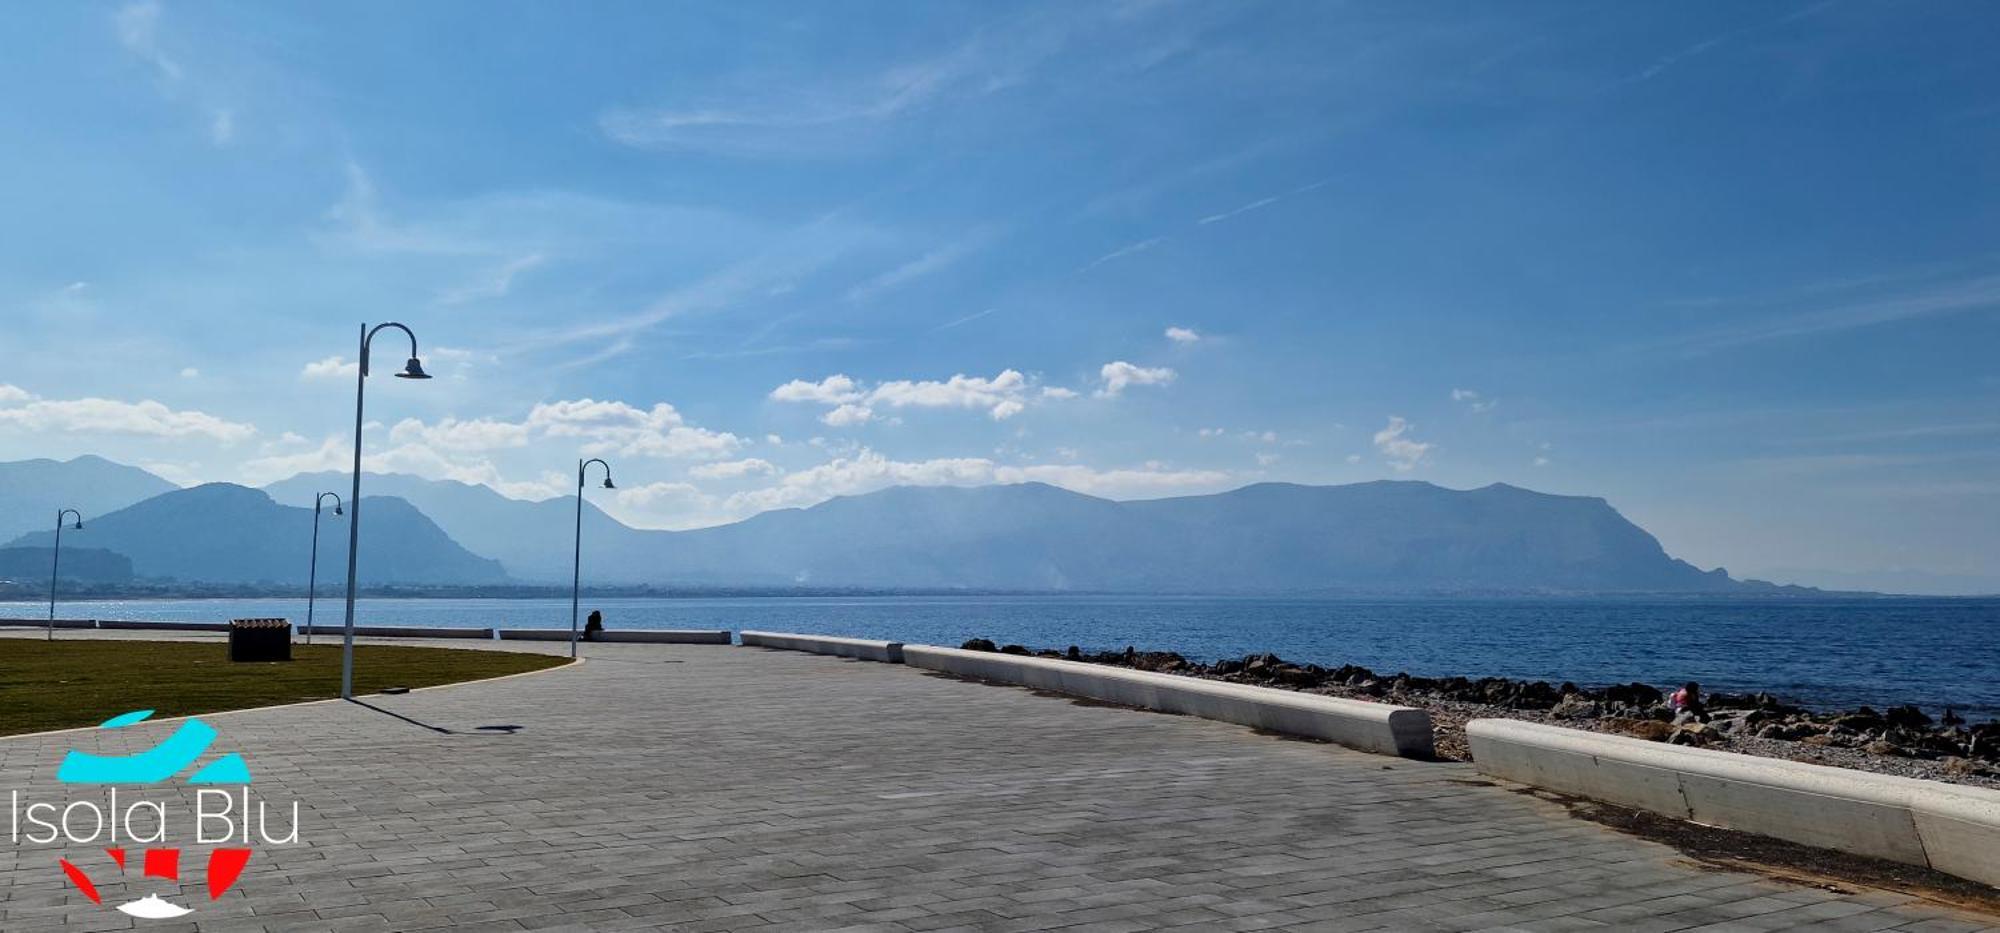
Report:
229,618,292,662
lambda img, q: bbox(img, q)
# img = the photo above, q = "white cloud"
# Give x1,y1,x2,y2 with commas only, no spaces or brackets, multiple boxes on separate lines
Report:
1096,361,1176,398
775,369,1060,425
1451,388,1497,413
821,403,875,427
236,434,567,498
1346,454,1362,464
526,398,743,460
208,108,234,144
0,385,255,443
770,375,863,404
616,481,707,510
178,367,200,379
688,458,780,480
869,370,1028,419
1534,456,1551,467
237,436,350,485
300,355,359,380
1373,416,1432,472
140,460,199,487
1165,326,1201,344
1256,452,1280,467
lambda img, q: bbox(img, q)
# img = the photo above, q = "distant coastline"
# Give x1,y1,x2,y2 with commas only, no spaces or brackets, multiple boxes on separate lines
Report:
5,593,1995,720
0,580,1957,601
0,582,1952,601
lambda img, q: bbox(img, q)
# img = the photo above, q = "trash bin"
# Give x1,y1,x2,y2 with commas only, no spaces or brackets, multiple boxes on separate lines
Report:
229,618,292,662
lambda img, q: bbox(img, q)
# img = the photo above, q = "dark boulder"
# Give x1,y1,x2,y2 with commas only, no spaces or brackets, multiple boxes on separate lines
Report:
1883,705,1933,730
1601,682,1664,707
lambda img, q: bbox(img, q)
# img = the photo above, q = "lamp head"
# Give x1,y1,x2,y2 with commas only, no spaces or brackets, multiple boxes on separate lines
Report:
334,504,344,516
72,519,83,531
395,357,431,380
601,476,616,490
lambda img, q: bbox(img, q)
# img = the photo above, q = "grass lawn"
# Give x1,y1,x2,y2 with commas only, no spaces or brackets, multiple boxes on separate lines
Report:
0,639,570,736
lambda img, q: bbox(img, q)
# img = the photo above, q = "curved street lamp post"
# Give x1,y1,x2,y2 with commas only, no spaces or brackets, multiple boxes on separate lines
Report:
341,323,431,699
46,508,82,641
305,492,343,645
570,458,614,659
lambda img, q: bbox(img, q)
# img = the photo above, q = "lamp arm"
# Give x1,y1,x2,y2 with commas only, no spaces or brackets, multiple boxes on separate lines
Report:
359,322,420,377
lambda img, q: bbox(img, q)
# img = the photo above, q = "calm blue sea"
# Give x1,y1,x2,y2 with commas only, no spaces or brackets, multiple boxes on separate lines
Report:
7,595,1996,720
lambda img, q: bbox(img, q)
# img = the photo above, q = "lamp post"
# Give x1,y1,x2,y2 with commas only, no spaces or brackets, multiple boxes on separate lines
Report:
305,492,343,646
569,458,614,659
340,323,431,699
46,508,82,641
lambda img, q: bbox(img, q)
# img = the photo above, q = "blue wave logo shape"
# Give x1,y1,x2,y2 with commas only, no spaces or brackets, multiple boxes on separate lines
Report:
57,710,253,785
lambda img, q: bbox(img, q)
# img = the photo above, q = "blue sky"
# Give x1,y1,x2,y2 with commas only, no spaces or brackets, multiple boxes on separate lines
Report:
1,1,1997,591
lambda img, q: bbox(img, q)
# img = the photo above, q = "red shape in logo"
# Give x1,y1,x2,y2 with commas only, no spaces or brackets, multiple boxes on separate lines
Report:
106,847,126,870
144,847,180,881
207,848,252,900
59,859,102,905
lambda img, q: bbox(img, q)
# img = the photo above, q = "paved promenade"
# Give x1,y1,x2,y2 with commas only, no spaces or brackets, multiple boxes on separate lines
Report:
0,638,1994,932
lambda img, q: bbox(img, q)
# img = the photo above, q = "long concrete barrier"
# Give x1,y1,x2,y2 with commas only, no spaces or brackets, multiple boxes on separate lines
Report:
1466,718,2000,888
347,625,494,639
902,645,1435,759
0,618,101,630
100,620,231,632
595,629,731,645
741,630,904,663
496,627,730,644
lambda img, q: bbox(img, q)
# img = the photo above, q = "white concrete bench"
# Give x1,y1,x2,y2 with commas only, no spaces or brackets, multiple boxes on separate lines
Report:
741,631,904,663
902,645,1435,759
1467,718,2000,888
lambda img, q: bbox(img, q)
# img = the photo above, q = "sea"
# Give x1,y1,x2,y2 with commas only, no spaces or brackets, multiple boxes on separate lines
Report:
5,595,1996,721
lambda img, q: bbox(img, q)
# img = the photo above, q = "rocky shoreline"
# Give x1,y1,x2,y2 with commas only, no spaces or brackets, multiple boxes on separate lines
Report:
957,639,2000,790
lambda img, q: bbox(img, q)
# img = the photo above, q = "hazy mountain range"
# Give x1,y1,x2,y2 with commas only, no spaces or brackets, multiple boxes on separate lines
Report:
0,455,1825,595
6,480,504,586
0,455,178,542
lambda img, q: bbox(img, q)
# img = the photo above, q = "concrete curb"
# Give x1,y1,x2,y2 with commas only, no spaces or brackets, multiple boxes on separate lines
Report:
742,630,904,663
100,620,233,632
902,645,1435,759
0,618,103,630
594,629,732,645
347,625,493,639
1466,718,2000,888
496,627,731,644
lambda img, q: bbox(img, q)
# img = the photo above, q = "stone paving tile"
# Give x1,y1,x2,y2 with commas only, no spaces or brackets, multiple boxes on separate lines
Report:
0,633,1994,931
